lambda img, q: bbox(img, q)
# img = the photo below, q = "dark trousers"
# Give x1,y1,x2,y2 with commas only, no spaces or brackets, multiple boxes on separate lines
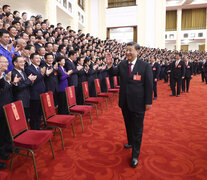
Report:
76,85,84,105
201,71,205,82
58,92,68,115
171,77,182,95
121,105,145,159
0,112,11,155
153,81,157,98
164,72,168,83
182,77,191,92
30,100,42,130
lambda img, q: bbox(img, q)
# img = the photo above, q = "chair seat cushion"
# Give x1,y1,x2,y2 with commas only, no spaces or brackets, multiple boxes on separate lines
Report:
47,115,75,128
14,130,53,150
69,105,92,114
0,172,8,180
85,97,103,104
97,93,113,98
115,86,120,89
108,89,119,93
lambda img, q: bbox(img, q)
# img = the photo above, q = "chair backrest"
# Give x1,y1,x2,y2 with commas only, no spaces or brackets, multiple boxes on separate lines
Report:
105,77,111,90
94,79,101,94
82,81,90,99
3,100,28,139
40,91,56,120
65,86,77,108
113,76,118,87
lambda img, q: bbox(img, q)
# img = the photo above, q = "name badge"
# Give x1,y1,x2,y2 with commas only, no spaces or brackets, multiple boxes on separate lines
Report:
178,65,181,68
153,68,156,71
187,66,190,68
133,75,141,81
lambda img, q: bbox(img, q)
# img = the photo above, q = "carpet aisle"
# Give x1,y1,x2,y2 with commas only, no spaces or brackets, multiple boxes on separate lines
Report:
2,76,207,180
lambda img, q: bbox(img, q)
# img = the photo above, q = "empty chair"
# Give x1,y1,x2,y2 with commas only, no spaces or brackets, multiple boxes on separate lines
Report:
65,86,93,132
40,91,76,150
113,76,120,89
105,77,119,100
82,81,104,118
94,78,113,110
3,100,55,180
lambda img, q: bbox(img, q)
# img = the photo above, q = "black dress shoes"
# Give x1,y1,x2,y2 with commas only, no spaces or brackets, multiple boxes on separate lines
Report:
124,144,132,149
131,158,138,168
177,94,180,97
170,94,175,96
0,162,7,169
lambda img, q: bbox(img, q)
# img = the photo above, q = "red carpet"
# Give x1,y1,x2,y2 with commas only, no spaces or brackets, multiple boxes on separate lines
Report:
1,76,207,180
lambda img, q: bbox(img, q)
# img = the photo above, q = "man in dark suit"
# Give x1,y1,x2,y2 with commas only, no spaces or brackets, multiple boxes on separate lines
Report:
170,53,185,97
0,55,20,169
150,56,160,100
43,53,59,106
65,50,82,96
11,56,36,121
106,42,153,168
25,53,46,130
182,56,193,93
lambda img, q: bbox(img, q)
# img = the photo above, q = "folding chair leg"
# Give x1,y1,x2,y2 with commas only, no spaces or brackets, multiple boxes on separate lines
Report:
71,123,75,138
79,114,84,132
10,151,15,170
49,139,55,159
111,97,113,106
30,150,38,180
105,98,108,110
95,104,98,118
58,128,65,150
100,103,103,113
89,111,92,124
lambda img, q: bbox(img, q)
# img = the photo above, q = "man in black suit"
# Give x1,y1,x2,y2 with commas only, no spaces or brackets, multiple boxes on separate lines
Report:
0,56,20,169
150,56,160,100
182,56,193,93
11,56,36,121
65,50,82,96
106,42,153,168
170,53,185,97
44,53,59,106
25,53,46,130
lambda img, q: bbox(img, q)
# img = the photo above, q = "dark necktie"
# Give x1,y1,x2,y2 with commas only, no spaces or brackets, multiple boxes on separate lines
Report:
128,63,132,77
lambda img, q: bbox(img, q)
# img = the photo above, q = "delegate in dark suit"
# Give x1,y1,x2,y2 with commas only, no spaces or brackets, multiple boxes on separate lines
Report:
107,42,153,168
170,54,185,96
182,59,193,92
11,69,32,120
25,63,46,130
151,61,160,99
44,64,59,105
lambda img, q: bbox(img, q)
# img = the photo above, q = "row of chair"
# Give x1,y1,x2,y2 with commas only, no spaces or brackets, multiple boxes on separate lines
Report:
2,77,120,179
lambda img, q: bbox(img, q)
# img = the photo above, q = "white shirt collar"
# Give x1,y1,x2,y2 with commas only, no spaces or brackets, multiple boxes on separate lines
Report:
32,63,39,70
128,57,137,65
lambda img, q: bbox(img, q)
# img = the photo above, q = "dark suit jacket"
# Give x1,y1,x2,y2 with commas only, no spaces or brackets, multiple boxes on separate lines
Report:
0,78,13,115
172,60,185,79
64,59,78,87
151,62,160,80
11,69,32,108
184,62,193,78
44,64,59,93
108,59,153,112
25,64,46,100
